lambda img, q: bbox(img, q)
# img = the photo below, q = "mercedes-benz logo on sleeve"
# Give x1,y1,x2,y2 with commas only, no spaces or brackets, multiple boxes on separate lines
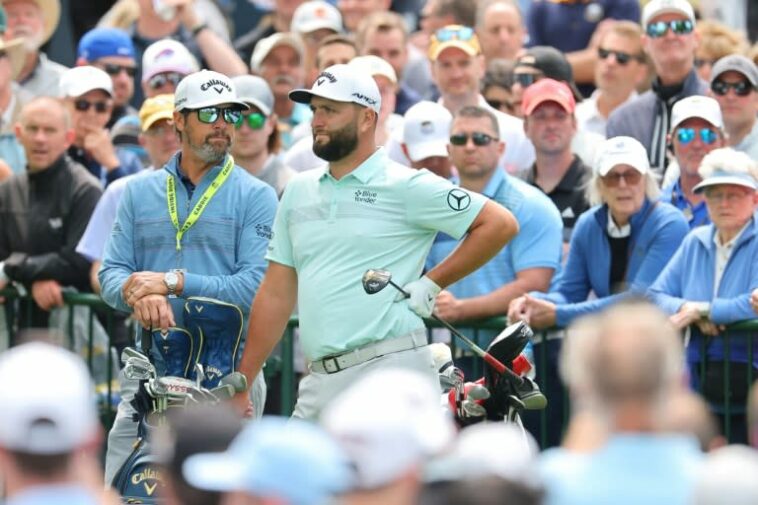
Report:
447,189,471,211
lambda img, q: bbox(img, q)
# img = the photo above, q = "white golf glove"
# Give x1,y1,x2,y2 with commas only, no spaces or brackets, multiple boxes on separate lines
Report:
398,275,442,318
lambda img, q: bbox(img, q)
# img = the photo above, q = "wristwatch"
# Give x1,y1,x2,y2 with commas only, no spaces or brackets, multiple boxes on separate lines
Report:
164,271,179,296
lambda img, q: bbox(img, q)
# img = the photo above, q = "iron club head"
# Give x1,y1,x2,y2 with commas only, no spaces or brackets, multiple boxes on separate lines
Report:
362,269,393,294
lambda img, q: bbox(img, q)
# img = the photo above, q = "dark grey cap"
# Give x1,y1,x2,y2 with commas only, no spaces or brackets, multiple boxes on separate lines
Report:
710,54,758,87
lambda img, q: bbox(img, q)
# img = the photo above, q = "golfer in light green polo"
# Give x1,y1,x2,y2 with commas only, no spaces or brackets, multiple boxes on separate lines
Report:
236,63,519,419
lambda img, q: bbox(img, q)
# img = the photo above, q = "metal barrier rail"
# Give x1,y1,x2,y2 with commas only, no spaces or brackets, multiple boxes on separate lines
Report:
1,288,118,429
3,288,757,445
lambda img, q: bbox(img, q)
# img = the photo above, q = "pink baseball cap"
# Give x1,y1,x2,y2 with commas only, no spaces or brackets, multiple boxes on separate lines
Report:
521,78,576,116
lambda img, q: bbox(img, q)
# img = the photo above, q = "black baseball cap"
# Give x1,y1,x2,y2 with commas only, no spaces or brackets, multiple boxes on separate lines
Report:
515,46,583,102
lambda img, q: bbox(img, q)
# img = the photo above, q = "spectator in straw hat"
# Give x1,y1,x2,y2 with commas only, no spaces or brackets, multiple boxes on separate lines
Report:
1,0,67,97
0,8,30,175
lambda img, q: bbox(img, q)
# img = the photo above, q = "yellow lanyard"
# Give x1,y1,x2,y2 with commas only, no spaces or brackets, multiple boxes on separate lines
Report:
166,156,234,250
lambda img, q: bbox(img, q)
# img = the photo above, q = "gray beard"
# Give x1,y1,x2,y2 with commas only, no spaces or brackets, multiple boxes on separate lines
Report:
190,141,227,164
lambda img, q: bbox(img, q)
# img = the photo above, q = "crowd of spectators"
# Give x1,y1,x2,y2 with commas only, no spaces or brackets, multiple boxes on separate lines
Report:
0,0,757,503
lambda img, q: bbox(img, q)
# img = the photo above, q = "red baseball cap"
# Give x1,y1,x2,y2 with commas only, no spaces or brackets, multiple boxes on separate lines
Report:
521,78,576,116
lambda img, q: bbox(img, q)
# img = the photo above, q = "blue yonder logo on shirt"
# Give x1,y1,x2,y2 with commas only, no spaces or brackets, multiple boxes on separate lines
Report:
355,189,377,204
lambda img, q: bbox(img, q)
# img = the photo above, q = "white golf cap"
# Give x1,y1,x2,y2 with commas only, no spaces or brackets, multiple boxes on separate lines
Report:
142,39,199,83
642,0,695,26
350,55,397,84
60,65,113,97
321,368,455,490
290,64,381,114
250,32,305,73
694,147,758,193
174,70,248,111
402,101,453,162
0,342,98,454
424,423,540,485
595,136,650,176
670,95,724,132
232,75,274,116
291,1,342,34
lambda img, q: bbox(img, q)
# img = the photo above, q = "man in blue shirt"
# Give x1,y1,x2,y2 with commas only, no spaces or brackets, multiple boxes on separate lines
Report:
99,70,277,483
660,96,726,229
426,105,562,330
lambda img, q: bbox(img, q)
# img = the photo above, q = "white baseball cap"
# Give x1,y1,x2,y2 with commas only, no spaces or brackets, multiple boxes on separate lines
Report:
142,39,199,83
291,1,342,34
321,368,455,490
250,32,305,73
424,423,540,485
670,95,724,132
642,0,695,26
174,70,248,111
60,65,113,97
402,101,453,162
290,64,382,114
350,55,397,84
0,342,98,454
594,136,650,176
231,75,274,116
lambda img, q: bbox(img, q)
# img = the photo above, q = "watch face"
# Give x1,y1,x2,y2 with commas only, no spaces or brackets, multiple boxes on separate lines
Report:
165,272,178,287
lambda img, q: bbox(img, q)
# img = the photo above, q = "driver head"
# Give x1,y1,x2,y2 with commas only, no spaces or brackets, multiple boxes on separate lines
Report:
361,269,392,294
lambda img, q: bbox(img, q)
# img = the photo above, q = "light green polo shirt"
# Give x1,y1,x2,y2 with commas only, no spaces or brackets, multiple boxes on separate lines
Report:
267,148,487,360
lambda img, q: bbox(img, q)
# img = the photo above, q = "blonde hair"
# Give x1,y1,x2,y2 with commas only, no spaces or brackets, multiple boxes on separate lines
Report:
696,20,750,61
585,171,661,206
698,147,758,181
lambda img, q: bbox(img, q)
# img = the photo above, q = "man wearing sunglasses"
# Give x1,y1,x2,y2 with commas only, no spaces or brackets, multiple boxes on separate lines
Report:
575,21,647,138
60,66,143,188
98,70,278,483
661,96,726,229
141,38,198,100
232,75,294,198
235,64,518,419
428,24,535,174
708,55,758,161
76,27,139,129
606,0,706,177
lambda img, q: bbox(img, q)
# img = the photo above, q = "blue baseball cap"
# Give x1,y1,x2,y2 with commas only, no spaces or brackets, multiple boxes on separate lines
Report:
77,28,135,62
183,416,352,505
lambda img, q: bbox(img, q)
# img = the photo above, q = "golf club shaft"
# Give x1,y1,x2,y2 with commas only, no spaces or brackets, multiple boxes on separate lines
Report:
389,280,523,383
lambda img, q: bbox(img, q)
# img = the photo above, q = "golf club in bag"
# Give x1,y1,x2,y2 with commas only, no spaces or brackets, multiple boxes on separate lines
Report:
362,269,546,426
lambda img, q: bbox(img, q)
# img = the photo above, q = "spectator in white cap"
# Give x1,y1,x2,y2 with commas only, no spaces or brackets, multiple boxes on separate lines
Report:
184,416,352,505
694,445,758,505
607,0,707,176
708,54,758,160
60,65,143,187
650,147,758,444
251,32,309,149
291,1,342,85
2,0,67,98
400,100,453,178
322,369,455,505
235,63,517,419
0,341,104,505
510,136,688,331
661,95,726,229
98,69,277,483
141,38,199,99
232,75,295,197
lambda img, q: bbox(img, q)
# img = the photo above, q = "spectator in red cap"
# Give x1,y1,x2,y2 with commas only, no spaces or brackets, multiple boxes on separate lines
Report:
520,78,590,244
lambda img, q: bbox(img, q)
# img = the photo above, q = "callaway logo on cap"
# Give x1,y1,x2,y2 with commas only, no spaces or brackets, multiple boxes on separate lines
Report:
289,64,382,114
173,70,248,111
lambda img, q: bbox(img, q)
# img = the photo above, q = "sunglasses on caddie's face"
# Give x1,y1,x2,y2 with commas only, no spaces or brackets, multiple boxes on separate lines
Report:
193,107,243,125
